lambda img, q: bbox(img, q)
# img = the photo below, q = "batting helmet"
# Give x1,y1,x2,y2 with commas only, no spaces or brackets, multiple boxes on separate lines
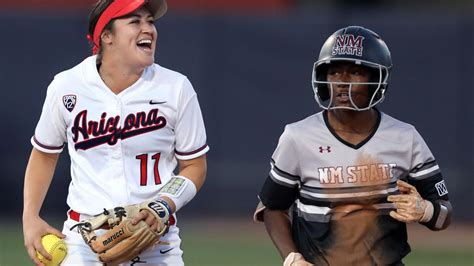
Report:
312,26,393,110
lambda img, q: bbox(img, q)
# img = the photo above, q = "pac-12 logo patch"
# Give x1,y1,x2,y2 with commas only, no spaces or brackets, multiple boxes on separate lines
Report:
63,94,76,112
435,180,448,196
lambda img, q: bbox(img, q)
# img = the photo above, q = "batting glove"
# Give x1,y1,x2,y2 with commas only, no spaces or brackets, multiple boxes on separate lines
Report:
283,252,313,266
387,180,434,223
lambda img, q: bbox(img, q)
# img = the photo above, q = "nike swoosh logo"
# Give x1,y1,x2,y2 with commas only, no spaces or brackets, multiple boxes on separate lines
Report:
149,100,167,105
160,248,173,254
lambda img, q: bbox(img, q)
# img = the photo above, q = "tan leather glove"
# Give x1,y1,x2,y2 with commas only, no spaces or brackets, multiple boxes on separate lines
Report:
71,200,171,264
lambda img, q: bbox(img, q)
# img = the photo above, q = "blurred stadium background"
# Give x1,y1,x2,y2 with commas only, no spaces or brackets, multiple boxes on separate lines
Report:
0,0,473,265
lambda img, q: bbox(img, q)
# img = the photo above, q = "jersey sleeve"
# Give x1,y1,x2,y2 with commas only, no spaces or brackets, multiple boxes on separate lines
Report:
408,128,452,230
258,125,300,212
31,78,67,153
174,77,209,160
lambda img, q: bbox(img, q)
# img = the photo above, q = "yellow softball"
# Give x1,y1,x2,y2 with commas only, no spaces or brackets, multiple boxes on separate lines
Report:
36,234,67,266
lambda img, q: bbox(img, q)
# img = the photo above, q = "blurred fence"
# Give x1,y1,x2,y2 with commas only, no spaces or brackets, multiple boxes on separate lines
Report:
0,6,472,222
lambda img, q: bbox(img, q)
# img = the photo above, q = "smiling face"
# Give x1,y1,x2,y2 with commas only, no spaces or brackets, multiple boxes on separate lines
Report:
326,62,373,110
101,6,157,70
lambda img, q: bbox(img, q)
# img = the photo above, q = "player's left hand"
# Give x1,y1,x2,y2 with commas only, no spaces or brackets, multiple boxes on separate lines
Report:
387,180,428,223
72,200,171,265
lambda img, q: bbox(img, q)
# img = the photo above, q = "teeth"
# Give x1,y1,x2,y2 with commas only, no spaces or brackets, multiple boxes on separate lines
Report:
137,39,152,45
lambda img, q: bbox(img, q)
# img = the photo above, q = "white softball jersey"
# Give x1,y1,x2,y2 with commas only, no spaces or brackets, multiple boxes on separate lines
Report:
32,55,209,216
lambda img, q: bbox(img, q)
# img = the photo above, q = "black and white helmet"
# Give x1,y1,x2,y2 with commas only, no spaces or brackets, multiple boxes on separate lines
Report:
312,26,393,110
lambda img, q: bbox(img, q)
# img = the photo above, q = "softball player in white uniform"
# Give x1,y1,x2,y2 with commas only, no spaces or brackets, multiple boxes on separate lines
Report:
23,0,208,265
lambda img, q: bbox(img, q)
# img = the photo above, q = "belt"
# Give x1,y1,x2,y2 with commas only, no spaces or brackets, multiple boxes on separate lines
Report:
68,210,81,221
69,209,176,225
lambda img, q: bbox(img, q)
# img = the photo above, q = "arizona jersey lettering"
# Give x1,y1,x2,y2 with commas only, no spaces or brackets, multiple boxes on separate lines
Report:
32,55,209,215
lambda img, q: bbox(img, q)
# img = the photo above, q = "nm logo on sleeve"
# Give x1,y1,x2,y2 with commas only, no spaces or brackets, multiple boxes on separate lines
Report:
435,180,448,196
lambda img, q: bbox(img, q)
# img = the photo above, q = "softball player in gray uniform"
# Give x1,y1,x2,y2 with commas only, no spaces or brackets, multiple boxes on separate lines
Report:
23,0,208,265
254,26,452,266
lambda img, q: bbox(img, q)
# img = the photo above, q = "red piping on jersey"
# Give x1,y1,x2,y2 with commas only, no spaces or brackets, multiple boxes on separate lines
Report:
33,136,64,150
89,0,146,54
175,143,208,156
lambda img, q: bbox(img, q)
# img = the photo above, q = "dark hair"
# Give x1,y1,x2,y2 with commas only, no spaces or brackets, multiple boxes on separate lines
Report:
88,0,116,58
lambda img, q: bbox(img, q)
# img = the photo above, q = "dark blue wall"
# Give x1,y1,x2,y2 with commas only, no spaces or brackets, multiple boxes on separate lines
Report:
1,8,472,221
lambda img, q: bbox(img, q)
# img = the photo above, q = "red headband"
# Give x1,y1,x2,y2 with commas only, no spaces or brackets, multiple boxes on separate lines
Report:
88,0,147,54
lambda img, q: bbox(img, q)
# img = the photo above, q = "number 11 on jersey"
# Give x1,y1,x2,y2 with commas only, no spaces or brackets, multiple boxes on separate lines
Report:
136,153,162,186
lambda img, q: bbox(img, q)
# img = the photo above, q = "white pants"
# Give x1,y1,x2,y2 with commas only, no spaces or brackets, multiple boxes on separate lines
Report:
61,216,184,265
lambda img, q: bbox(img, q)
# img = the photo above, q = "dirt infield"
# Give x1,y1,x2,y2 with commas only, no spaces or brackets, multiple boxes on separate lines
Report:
180,217,474,249
407,223,474,249
1,218,471,266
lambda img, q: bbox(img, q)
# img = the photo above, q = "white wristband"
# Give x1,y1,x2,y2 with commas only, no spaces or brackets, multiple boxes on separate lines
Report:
158,175,197,212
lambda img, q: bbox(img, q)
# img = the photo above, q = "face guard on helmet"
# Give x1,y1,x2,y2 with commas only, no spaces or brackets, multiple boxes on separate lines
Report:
312,26,393,111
